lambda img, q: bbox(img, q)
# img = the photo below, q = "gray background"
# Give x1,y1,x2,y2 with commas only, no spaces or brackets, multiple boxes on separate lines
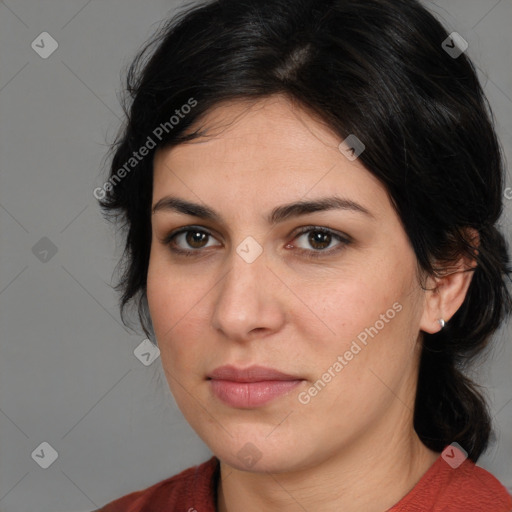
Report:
0,1,510,510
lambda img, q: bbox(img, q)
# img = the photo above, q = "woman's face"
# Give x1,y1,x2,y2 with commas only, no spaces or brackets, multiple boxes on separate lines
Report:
147,95,430,473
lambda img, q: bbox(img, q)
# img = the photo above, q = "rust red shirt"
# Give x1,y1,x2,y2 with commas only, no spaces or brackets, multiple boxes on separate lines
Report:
95,453,512,511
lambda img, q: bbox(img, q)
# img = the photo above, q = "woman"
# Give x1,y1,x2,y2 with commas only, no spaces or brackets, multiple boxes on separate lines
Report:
94,0,512,510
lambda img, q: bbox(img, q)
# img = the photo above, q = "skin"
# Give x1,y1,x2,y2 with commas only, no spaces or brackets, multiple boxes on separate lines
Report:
146,95,476,512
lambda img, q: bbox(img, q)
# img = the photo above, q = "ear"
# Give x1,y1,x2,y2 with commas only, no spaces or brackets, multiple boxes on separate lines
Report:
419,228,479,334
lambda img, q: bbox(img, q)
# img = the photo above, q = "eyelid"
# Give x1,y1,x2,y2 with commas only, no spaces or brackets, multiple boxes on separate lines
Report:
291,225,352,244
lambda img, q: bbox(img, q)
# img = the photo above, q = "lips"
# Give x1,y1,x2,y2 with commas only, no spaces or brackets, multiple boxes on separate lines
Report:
207,365,304,408
207,365,301,382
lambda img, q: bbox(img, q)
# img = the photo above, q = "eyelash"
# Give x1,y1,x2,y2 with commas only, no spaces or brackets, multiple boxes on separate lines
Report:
161,225,351,259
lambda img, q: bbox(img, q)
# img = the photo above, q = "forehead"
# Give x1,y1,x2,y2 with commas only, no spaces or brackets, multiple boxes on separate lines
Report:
152,95,390,220
155,96,336,166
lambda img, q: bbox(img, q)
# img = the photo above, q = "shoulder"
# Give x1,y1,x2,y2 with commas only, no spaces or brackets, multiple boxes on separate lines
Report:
448,460,512,510
93,456,219,512
390,454,512,512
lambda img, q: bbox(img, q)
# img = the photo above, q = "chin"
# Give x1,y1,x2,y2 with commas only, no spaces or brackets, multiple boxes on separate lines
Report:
218,448,297,473
202,431,320,474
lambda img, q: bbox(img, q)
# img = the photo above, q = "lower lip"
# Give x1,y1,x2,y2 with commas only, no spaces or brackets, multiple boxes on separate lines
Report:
209,379,303,408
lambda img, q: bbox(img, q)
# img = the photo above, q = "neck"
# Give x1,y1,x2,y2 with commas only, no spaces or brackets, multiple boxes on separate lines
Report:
217,423,439,512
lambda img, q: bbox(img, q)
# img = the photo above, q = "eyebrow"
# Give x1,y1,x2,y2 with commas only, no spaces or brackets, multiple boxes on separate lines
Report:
151,195,375,224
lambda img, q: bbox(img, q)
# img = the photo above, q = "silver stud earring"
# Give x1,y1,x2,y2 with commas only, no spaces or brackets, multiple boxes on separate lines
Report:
438,318,445,329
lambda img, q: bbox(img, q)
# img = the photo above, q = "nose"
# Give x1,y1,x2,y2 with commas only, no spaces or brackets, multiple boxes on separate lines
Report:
211,247,286,342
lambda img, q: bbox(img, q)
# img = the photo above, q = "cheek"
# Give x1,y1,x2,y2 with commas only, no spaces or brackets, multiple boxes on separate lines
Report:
299,253,420,381
303,259,404,337
146,232,420,363
147,255,182,352
146,255,213,371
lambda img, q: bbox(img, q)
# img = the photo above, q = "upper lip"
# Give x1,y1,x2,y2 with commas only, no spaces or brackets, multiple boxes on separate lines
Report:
207,365,302,382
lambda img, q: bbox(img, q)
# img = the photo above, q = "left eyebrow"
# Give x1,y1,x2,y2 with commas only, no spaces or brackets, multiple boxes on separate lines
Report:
151,195,375,224
268,196,375,224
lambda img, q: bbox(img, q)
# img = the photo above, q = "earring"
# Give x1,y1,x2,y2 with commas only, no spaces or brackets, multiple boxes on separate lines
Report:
438,318,445,329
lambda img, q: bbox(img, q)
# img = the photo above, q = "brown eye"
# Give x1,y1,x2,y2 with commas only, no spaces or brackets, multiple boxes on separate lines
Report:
185,230,210,249
163,227,221,255
307,230,332,250
290,226,352,260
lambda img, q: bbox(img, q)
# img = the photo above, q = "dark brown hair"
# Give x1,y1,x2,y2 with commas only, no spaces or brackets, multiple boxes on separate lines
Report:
98,0,512,461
